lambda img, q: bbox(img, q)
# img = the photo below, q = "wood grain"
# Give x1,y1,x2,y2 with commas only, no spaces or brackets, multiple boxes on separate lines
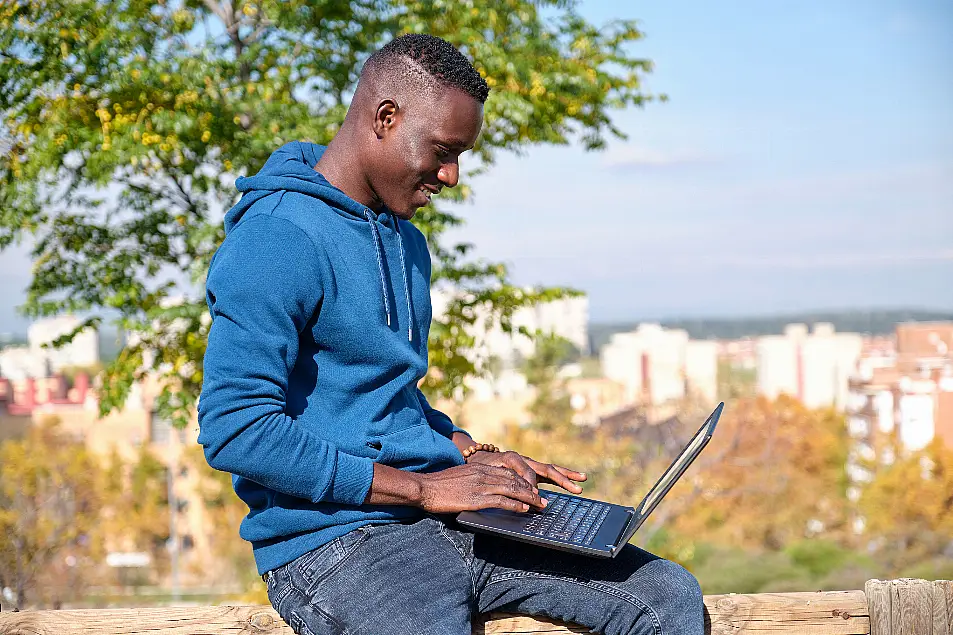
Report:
932,580,952,635
866,579,892,635
0,589,872,635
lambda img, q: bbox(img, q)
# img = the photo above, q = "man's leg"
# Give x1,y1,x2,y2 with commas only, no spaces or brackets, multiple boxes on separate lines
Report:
265,517,474,635
465,529,704,635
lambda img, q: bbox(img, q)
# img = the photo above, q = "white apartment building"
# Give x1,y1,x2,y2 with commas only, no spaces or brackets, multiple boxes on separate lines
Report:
600,323,718,406
0,316,100,380
756,323,862,409
431,289,589,400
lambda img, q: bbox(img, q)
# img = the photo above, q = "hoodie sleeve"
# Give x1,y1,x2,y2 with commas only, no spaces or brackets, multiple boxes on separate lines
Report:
197,214,374,506
416,387,470,440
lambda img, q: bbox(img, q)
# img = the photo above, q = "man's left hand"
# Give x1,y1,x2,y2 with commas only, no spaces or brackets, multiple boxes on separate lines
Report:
465,450,586,500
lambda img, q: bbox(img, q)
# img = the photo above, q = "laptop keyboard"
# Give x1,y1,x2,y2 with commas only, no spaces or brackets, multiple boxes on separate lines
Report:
523,494,612,545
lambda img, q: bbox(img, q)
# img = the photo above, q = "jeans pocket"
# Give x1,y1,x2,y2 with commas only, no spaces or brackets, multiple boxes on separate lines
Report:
298,527,371,592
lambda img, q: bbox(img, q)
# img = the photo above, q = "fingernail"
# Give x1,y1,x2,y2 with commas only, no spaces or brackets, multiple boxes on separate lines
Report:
541,498,548,507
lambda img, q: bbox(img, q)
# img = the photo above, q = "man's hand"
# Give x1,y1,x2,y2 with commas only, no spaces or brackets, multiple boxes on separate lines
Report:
466,450,587,497
416,463,547,514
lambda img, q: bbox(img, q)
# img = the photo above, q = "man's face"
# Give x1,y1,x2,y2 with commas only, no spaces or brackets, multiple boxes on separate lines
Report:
370,86,483,219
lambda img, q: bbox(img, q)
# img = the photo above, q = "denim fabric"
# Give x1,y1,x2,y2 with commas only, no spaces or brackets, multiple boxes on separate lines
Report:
265,516,703,635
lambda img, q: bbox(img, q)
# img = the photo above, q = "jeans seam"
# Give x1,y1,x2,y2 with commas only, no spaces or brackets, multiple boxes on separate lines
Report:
290,566,350,635
436,522,478,600
302,530,371,592
483,572,662,635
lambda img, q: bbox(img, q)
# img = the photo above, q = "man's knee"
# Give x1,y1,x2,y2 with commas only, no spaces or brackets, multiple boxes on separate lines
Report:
656,559,702,602
636,559,704,632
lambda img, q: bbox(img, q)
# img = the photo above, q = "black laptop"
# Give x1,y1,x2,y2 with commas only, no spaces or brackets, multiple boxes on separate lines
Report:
456,402,723,558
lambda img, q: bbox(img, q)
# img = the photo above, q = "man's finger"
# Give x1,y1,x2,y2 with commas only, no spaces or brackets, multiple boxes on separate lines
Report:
490,480,543,508
503,452,538,489
551,464,587,482
529,461,585,494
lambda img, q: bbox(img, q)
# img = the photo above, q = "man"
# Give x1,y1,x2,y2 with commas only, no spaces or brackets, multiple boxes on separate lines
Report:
198,33,703,635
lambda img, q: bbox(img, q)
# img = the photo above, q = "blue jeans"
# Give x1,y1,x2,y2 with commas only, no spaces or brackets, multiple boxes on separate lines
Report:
264,515,703,635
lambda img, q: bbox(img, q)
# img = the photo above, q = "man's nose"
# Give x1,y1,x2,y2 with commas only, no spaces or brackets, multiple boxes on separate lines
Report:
437,162,459,188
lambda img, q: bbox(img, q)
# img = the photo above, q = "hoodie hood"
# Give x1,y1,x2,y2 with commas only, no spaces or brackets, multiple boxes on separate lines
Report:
225,141,369,233
223,141,415,341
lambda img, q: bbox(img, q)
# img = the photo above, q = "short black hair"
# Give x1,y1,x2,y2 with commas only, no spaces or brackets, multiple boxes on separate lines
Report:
364,33,490,104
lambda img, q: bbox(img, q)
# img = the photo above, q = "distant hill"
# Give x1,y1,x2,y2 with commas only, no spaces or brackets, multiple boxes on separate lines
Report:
589,309,953,353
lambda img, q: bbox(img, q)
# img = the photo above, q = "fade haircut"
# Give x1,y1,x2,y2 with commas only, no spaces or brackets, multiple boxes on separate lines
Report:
361,33,490,104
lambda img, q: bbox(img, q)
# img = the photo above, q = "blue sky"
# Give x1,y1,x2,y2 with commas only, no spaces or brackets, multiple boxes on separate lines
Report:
444,0,953,320
0,1,950,333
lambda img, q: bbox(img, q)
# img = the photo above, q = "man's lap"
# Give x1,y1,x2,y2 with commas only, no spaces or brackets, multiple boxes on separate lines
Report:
265,515,703,635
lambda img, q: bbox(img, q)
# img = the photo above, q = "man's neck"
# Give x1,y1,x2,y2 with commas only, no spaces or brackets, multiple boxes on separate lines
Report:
314,132,383,212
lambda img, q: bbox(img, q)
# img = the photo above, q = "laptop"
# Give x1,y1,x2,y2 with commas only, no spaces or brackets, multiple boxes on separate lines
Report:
456,402,723,558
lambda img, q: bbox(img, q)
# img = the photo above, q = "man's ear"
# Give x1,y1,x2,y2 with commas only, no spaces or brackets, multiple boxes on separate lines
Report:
373,99,399,139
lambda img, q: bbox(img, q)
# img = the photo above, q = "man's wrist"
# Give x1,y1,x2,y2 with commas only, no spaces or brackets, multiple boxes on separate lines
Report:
451,431,475,455
408,470,427,507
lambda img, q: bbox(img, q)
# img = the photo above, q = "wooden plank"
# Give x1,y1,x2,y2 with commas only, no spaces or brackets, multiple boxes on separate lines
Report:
893,578,932,635
0,590,870,635
932,580,952,635
866,579,892,635
0,605,289,634
703,590,869,635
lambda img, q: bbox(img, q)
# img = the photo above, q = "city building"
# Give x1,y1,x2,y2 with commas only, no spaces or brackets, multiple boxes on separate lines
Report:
600,323,718,407
431,289,589,399
0,316,100,380
847,322,953,462
756,323,863,409
434,376,627,442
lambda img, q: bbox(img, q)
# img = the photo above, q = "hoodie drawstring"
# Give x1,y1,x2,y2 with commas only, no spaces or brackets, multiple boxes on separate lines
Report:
363,210,414,342
394,221,414,342
364,209,392,328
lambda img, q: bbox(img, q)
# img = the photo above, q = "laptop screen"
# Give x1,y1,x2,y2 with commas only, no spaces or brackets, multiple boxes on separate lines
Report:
635,409,719,517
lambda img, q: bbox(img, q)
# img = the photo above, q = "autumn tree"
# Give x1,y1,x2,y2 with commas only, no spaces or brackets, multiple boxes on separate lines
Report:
669,395,851,551
182,444,260,596
101,446,171,581
0,419,105,608
860,438,953,569
1,0,659,426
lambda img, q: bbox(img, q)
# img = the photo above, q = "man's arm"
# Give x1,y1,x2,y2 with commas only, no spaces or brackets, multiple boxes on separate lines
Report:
197,215,374,506
414,387,480,454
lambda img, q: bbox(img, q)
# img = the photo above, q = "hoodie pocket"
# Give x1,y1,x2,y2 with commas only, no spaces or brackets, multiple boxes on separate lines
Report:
366,423,443,468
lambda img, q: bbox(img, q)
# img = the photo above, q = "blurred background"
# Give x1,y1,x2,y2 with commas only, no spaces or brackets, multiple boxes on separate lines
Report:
1,0,951,611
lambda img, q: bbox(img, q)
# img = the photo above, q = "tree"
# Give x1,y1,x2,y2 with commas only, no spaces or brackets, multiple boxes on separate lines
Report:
182,444,261,597
522,333,576,431
101,446,171,582
1,1,658,426
0,419,105,608
860,439,953,568
668,396,851,552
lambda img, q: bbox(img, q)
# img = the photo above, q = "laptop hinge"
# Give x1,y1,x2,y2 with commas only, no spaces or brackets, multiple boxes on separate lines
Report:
611,509,637,553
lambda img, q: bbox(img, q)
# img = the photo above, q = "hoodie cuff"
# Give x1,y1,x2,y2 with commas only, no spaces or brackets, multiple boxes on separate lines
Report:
328,451,375,506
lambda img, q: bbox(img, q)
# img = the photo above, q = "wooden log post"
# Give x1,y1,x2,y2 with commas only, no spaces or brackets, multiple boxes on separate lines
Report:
0,589,871,635
865,578,952,635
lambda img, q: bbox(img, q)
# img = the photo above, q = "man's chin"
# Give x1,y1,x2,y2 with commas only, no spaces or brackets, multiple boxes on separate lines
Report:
391,204,419,220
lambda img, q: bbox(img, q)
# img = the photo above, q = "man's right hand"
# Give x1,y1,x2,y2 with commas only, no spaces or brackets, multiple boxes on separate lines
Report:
417,464,547,514
364,462,546,513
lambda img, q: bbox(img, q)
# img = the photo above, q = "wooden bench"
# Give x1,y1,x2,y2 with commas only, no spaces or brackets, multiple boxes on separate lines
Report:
0,579,948,634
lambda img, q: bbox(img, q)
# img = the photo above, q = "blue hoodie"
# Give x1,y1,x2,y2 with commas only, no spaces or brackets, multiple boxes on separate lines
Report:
197,141,468,575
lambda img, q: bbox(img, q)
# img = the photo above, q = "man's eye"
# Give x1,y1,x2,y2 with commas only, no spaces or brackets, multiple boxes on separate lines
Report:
435,145,450,158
